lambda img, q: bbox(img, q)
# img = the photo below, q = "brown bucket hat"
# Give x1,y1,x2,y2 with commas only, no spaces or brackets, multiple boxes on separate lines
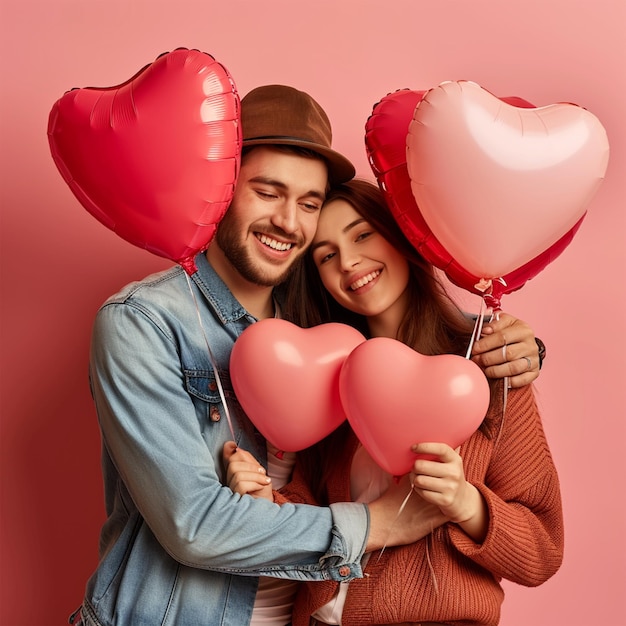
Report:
240,85,355,184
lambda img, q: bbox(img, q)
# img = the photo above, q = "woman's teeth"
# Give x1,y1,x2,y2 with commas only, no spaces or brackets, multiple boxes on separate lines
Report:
350,271,380,291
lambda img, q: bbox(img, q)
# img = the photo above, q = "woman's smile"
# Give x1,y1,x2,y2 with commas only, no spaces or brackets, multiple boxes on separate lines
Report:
347,269,381,292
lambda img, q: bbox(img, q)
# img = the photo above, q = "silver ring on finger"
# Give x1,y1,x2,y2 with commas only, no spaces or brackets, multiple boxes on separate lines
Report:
523,356,532,371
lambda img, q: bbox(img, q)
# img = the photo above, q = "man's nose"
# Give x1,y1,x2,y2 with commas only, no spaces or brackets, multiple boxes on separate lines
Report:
271,201,298,234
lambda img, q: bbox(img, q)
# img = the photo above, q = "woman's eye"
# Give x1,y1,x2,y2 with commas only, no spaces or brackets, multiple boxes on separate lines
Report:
317,251,335,265
355,231,372,242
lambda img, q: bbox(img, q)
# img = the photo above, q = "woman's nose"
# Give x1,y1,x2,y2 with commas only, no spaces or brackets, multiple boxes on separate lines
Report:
340,249,360,271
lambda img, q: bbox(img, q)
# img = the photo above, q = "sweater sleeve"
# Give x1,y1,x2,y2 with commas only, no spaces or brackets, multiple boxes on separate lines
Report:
447,385,564,587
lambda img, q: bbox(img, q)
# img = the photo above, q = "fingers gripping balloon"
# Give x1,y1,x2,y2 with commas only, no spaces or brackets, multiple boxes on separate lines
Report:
47,47,241,275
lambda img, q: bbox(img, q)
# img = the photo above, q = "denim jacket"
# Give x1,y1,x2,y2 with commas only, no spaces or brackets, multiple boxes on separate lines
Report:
78,252,368,626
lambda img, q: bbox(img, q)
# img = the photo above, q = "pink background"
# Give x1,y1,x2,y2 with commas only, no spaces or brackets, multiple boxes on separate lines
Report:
1,1,625,624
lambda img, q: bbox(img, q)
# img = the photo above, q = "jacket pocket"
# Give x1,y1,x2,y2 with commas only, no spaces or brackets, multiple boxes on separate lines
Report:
184,368,241,426
184,369,238,403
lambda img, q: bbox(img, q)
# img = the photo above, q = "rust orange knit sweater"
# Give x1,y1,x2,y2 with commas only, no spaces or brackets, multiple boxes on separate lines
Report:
279,384,564,626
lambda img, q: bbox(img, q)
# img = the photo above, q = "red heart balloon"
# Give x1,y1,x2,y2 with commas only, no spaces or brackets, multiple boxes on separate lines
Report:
339,338,490,476
230,319,366,452
48,48,241,275
407,80,609,280
365,88,587,309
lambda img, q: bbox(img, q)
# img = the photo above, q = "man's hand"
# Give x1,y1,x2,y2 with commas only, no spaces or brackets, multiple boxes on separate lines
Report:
471,312,541,388
223,441,273,500
366,474,447,551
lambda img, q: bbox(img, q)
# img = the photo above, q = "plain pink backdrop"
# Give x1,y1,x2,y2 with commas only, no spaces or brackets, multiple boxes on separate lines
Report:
1,1,625,624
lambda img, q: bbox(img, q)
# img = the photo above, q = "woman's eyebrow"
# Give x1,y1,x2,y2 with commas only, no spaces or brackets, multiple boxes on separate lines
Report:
342,217,366,232
311,218,366,252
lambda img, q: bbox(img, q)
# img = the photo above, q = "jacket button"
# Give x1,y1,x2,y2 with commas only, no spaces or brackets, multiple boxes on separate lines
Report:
210,407,221,422
208,381,218,391
338,566,351,578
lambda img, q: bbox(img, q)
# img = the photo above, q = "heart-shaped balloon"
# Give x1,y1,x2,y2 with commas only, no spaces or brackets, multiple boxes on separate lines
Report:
48,48,241,275
365,88,586,309
339,337,490,476
230,319,366,452
406,80,609,281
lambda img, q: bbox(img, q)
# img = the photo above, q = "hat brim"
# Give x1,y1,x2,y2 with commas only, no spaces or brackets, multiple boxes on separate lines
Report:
242,137,355,185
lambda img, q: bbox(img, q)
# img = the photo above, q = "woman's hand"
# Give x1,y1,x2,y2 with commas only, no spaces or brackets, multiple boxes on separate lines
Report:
223,441,273,501
410,442,488,542
471,312,542,388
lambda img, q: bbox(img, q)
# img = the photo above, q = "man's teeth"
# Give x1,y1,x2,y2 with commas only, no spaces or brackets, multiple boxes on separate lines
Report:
350,271,380,290
259,234,293,251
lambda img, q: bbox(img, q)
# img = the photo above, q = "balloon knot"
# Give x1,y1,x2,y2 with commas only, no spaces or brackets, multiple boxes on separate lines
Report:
483,294,502,311
179,257,198,275
474,278,492,293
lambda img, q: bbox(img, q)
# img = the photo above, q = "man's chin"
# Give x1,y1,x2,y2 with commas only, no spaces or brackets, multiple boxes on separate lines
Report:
250,247,304,287
249,265,295,288
228,254,293,287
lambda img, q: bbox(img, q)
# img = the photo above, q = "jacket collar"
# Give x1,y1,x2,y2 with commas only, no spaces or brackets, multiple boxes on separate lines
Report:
190,252,252,324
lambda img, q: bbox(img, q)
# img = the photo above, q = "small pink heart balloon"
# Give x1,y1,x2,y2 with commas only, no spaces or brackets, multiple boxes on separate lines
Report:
48,48,241,275
339,337,490,476
406,80,609,280
230,319,366,452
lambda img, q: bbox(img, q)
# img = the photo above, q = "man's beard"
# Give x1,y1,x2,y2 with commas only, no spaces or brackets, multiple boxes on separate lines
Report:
216,210,303,287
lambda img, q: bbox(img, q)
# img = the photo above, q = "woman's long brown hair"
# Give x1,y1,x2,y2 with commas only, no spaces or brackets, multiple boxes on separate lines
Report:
280,179,497,503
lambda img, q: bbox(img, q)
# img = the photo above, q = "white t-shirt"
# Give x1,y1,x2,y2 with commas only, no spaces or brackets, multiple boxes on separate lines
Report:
250,442,391,625
250,444,298,626
312,445,392,625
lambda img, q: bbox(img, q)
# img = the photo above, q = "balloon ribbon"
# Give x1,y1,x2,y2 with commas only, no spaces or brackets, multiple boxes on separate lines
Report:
184,272,237,441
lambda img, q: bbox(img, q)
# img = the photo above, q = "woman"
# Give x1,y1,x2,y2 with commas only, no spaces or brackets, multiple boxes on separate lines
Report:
227,179,563,625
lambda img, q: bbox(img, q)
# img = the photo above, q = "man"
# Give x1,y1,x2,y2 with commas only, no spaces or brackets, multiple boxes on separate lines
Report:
73,85,541,626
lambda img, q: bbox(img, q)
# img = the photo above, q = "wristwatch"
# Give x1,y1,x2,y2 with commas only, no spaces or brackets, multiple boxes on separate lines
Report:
535,337,546,369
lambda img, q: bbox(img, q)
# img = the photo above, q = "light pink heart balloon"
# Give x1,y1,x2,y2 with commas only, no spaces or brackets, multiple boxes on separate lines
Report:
406,80,609,279
339,337,490,476
230,319,366,452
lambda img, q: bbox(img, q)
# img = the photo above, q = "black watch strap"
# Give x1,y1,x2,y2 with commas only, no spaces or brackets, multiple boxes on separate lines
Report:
535,337,546,369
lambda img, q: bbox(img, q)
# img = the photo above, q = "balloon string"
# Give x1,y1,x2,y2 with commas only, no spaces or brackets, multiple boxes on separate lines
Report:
375,486,414,563
495,337,508,450
184,272,237,442
465,297,487,360
477,308,507,448
467,302,507,446
425,526,439,595
376,490,440,594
